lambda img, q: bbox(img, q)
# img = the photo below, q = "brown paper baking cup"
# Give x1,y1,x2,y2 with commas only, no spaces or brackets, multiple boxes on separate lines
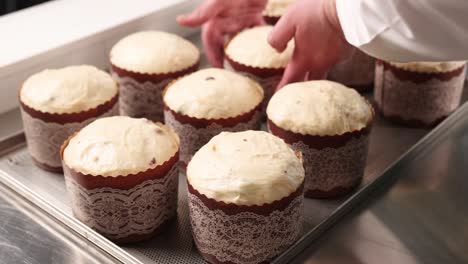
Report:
164,104,262,129
188,180,303,215
224,55,284,79
375,60,466,127
110,62,199,84
60,136,179,188
111,61,200,122
188,180,304,263
60,134,180,244
268,104,374,198
163,100,262,168
377,60,465,83
267,118,373,149
19,92,118,125
263,15,280,25
19,91,118,172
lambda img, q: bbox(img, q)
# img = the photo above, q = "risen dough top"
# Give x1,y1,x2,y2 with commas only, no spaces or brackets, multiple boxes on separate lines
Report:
187,130,304,205
164,68,264,119
267,80,373,136
225,26,294,68
20,65,117,114
110,31,200,74
63,116,179,177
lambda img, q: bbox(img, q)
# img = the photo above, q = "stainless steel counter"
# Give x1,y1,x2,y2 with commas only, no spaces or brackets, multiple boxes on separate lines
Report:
2,102,465,264
0,35,442,263
0,179,118,264
0,31,466,263
292,100,468,264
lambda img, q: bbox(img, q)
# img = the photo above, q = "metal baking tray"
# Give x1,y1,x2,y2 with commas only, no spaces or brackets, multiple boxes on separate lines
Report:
0,37,465,263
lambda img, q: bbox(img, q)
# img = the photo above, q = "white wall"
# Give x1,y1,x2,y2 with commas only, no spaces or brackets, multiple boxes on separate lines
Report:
0,0,201,114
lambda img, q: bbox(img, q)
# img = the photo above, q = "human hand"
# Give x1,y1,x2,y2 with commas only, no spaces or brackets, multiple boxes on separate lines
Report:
177,0,268,67
268,0,354,90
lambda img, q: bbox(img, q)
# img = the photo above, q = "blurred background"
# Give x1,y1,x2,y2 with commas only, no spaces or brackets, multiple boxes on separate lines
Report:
0,0,51,15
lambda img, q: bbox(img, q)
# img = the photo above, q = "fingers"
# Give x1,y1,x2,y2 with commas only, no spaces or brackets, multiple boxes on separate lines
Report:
202,22,225,67
221,14,264,33
276,59,308,91
202,13,265,68
177,0,222,27
277,61,330,91
268,12,295,52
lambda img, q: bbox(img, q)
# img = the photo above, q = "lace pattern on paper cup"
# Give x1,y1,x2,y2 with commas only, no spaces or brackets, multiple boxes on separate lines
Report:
64,163,179,242
374,63,465,126
267,118,373,198
188,187,303,264
291,135,369,197
164,110,262,165
112,73,171,122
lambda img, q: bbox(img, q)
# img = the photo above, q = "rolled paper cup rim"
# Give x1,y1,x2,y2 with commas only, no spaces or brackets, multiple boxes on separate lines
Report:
60,131,180,190
110,59,200,83
163,104,262,128
268,99,375,149
377,60,466,83
224,54,285,78
187,180,304,216
18,88,119,125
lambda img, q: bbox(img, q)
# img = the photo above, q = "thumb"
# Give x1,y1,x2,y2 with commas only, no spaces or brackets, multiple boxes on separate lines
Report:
177,0,222,27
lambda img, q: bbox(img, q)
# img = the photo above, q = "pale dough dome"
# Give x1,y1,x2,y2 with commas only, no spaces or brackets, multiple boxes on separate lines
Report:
263,0,296,17
110,31,200,74
187,130,304,206
63,116,179,177
267,80,373,136
389,61,466,73
20,65,118,114
164,68,264,119
225,26,294,68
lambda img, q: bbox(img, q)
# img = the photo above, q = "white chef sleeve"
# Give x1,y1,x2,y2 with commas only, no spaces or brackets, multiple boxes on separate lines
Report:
336,0,468,62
